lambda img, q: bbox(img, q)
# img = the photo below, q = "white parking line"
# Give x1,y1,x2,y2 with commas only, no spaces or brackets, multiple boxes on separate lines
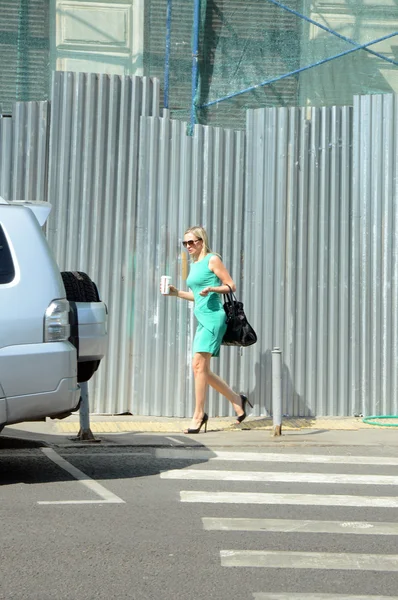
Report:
221,550,398,571
181,491,398,507
51,452,152,458
38,448,125,505
165,437,185,445
202,517,398,535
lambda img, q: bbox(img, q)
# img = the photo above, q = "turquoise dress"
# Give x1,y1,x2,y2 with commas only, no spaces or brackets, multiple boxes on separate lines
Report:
186,253,227,357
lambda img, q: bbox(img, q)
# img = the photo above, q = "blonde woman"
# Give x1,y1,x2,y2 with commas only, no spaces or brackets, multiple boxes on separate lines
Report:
164,226,251,434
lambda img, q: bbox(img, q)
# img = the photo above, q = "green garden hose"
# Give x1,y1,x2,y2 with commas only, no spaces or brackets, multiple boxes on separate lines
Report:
362,416,398,427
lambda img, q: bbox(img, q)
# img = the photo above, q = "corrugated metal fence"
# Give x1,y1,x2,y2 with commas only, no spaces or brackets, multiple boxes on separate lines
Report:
352,94,398,418
0,101,48,201
2,72,398,417
245,96,398,418
245,106,352,417
46,72,161,414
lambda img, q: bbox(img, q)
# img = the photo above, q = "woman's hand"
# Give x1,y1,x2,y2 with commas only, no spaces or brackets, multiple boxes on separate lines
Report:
159,282,179,296
168,285,179,297
199,286,213,297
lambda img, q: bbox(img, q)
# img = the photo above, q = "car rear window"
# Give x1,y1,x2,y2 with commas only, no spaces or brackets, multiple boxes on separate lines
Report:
0,224,15,284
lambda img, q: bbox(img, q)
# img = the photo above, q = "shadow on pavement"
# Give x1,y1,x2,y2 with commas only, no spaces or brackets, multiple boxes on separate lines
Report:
0,429,215,487
0,436,46,449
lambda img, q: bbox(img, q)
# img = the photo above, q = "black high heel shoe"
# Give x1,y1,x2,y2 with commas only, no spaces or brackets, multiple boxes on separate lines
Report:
236,395,252,423
184,413,208,434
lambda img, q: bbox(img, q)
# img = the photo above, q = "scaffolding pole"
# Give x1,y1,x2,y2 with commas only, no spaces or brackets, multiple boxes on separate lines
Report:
164,0,172,109
190,0,201,134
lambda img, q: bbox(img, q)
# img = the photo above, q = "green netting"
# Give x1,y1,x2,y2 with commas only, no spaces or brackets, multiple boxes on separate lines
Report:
145,0,195,119
145,0,398,129
0,0,50,114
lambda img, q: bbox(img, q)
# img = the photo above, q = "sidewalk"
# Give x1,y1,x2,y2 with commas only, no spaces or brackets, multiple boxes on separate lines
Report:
2,414,398,449
50,414,381,434
3,414,374,435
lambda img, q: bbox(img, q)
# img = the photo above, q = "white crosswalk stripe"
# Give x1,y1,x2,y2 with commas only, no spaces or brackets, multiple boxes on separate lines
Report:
161,449,398,597
156,448,398,466
220,550,398,571
202,517,398,535
181,490,398,507
253,595,398,600
162,468,398,485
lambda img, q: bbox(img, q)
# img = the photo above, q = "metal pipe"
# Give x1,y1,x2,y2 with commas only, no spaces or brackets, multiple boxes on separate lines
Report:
272,347,282,436
79,381,90,431
190,0,201,134
77,381,98,442
164,0,172,109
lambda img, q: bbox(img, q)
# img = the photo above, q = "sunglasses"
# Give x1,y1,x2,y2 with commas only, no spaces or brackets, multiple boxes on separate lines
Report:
182,238,201,248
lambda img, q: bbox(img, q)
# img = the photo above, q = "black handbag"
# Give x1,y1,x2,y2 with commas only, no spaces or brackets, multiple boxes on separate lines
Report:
221,285,257,347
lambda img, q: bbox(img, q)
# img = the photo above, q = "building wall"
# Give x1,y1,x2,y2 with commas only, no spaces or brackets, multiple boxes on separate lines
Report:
52,0,144,75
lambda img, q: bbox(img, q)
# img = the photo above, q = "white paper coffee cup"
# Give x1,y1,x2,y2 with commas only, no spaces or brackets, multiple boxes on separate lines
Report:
160,275,171,295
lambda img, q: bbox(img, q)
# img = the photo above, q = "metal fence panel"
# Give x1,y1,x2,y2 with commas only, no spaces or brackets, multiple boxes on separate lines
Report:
0,101,48,201
0,115,13,198
353,93,398,418
46,71,161,414
245,105,353,417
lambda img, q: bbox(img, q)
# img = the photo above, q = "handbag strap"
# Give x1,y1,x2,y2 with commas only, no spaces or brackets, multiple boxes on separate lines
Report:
223,284,236,303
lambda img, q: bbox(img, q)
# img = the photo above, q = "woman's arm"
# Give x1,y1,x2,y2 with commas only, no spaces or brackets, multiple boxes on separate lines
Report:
200,255,236,295
169,285,194,302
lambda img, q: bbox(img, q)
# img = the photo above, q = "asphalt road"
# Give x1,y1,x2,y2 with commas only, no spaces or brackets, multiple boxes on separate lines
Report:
1,436,398,600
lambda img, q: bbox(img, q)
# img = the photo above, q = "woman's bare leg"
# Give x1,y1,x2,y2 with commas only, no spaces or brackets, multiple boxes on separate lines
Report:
207,370,244,418
186,353,245,431
186,352,211,431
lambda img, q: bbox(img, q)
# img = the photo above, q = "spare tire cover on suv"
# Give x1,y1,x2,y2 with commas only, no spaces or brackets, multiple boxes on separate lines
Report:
61,271,101,383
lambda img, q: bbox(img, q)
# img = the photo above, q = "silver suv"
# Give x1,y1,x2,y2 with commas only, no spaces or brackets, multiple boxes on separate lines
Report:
0,199,107,431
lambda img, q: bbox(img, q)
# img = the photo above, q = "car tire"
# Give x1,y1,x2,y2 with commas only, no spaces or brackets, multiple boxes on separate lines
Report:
60,271,101,383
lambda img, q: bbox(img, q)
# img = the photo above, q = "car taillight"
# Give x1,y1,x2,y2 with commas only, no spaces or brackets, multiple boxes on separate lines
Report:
44,299,70,342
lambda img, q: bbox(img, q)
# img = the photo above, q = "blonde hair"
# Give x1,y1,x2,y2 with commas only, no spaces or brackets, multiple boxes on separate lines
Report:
184,226,221,262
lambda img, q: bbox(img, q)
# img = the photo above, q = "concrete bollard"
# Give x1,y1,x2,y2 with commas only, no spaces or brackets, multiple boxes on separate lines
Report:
272,347,282,436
